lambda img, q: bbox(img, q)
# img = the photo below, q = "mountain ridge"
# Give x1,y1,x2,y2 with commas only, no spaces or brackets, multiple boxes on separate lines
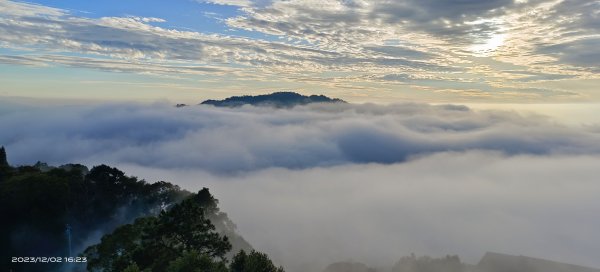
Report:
200,91,346,108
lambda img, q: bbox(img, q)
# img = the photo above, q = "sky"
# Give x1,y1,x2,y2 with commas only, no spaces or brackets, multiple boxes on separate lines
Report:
2,2,600,270
0,0,599,104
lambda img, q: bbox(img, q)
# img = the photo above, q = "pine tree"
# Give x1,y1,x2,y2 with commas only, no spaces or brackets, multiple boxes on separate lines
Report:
0,146,8,167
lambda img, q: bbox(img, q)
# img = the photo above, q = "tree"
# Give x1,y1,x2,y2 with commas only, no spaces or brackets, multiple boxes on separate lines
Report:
0,156,282,272
85,188,232,272
151,190,232,260
392,254,465,272
0,146,11,182
0,146,8,167
166,250,228,272
122,263,142,272
230,250,285,272
84,217,157,271
1,160,189,272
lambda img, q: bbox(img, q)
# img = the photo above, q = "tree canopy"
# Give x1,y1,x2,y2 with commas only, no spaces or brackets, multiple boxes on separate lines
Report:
84,189,284,272
0,160,189,271
392,254,466,272
0,148,284,272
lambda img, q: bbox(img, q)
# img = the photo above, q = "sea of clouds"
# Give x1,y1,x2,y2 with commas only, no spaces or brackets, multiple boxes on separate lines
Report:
1,100,600,271
1,101,599,172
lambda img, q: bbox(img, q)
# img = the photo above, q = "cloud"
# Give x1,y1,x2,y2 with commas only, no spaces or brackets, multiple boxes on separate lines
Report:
0,1,342,75
537,37,600,72
0,54,232,76
1,0,598,101
0,0,66,17
2,100,600,271
1,101,599,174
221,0,598,99
225,0,520,52
203,0,253,7
123,152,600,272
493,0,600,74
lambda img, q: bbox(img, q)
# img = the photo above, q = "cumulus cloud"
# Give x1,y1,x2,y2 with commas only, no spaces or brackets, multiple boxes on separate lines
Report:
1,101,599,173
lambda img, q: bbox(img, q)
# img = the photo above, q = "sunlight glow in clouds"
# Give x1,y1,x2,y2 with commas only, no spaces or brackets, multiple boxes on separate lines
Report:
0,0,599,102
470,33,507,55
1,0,599,270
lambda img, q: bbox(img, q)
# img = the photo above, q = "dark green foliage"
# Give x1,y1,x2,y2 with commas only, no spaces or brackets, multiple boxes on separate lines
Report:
0,146,11,181
392,254,466,272
122,263,142,272
0,149,282,272
84,188,232,272
153,189,232,259
0,146,8,167
0,149,189,272
83,217,155,271
194,187,253,259
230,250,285,272
166,250,228,272
84,191,286,272
200,92,346,108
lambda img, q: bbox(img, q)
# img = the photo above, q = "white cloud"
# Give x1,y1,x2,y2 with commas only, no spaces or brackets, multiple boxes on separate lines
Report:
0,0,66,17
0,1,342,74
125,152,600,272
203,0,253,7
1,0,597,101
2,100,600,271
1,101,599,173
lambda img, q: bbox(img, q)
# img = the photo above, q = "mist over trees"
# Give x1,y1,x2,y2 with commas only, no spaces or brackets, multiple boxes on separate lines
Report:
322,255,467,272
84,188,283,272
0,148,254,272
391,254,465,272
2,146,469,272
3,143,600,272
0,159,188,271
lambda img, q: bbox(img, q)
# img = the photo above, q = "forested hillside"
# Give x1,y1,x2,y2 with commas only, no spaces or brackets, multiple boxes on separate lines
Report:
0,147,263,272
200,92,346,108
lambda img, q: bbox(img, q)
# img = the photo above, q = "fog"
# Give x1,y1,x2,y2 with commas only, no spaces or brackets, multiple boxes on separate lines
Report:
1,101,599,173
123,153,600,271
1,100,600,271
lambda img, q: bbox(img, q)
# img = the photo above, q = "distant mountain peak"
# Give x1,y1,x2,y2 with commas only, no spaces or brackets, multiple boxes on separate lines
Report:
200,91,346,108
478,252,600,272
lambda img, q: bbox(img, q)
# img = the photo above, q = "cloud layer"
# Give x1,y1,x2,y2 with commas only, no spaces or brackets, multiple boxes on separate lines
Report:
127,152,600,272
2,101,600,271
1,102,599,173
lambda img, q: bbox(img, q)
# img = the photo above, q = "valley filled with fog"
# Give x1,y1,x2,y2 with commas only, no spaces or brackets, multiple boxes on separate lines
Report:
2,100,600,271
